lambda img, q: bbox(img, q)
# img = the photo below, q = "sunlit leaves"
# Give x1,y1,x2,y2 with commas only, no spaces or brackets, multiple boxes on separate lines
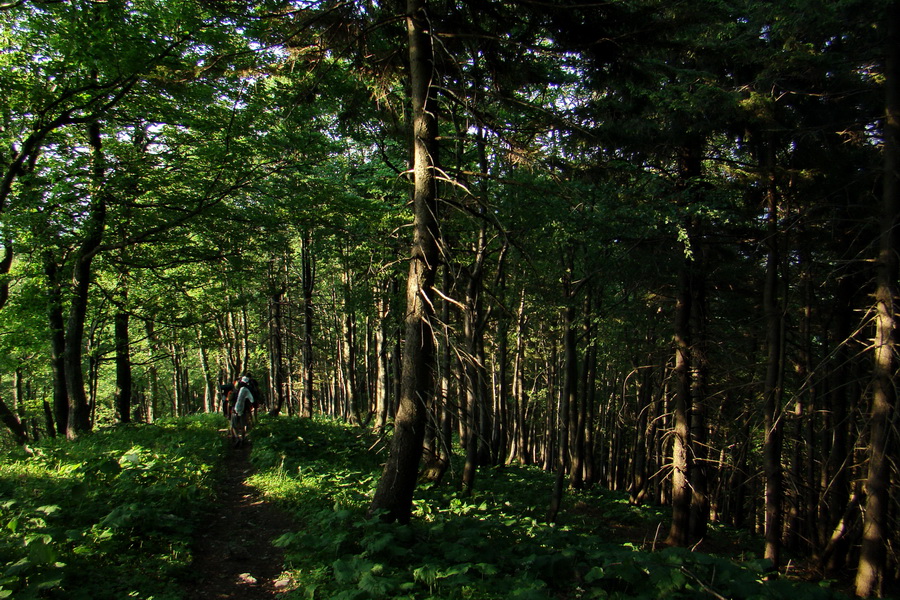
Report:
0,415,225,599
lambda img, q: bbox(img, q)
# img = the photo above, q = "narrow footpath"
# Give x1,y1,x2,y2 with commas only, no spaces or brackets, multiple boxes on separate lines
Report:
183,442,296,599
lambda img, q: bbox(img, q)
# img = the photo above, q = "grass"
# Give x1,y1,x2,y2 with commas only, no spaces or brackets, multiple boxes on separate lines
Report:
0,414,227,600
247,416,851,600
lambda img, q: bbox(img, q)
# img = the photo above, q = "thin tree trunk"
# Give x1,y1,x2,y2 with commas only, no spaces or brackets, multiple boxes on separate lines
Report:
270,283,286,414
198,332,214,413
548,266,577,523
43,255,69,437
0,241,10,311
508,288,529,464
762,140,785,567
146,321,160,423
114,310,132,423
0,246,27,443
343,290,360,423
374,292,391,430
630,367,652,504
689,244,709,541
301,232,315,417
570,291,592,490
461,225,488,493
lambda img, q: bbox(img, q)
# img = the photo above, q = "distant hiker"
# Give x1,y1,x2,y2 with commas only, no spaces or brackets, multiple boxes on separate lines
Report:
230,376,254,447
219,383,235,417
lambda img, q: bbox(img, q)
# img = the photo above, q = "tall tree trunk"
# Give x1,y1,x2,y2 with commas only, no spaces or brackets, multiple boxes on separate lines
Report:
762,140,785,567
508,288,528,465
198,333,214,413
438,268,454,464
171,341,183,416
668,140,702,545
630,366,653,504
374,291,391,430
0,244,25,443
44,254,69,437
494,249,510,466
301,232,315,417
822,273,854,549
343,287,360,423
855,4,900,596
66,121,108,437
570,291,592,490
548,262,576,523
0,241,10,311
114,309,132,423
461,225,488,493
667,238,693,545
146,321,160,422
689,241,709,541
369,0,440,524
270,283,287,414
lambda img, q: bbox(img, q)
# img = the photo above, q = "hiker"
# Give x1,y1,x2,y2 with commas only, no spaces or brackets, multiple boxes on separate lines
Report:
230,376,254,447
219,383,235,417
241,372,263,427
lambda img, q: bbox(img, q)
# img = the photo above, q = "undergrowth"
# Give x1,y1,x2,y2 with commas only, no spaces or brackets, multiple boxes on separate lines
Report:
0,414,227,600
0,415,857,600
249,416,851,600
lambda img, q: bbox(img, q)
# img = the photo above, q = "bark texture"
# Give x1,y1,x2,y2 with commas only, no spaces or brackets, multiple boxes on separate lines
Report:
368,0,439,524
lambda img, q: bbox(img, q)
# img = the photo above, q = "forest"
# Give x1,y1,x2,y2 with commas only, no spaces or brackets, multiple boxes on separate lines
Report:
0,0,898,598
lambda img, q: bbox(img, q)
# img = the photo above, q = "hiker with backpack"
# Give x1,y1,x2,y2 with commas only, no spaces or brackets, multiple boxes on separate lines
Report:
230,376,255,447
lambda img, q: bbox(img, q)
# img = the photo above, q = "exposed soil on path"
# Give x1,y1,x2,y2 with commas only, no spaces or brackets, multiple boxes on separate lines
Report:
183,441,296,599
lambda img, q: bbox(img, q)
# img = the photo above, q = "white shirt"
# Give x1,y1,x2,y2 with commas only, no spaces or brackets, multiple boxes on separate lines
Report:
234,386,254,416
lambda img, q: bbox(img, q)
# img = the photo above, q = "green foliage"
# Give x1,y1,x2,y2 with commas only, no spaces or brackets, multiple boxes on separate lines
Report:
253,417,850,600
0,415,226,599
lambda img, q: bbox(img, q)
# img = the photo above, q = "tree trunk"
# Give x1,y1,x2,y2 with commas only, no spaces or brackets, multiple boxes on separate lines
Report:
43,254,70,437
689,242,709,542
438,267,454,464
508,288,528,465
270,284,287,414
822,273,854,547
667,244,693,545
630,366,653,504
374,291,391,430
369,0,440,524
762,140,785,567
461,225,488,493
301,232,315,417
66,121,108,437
146,321,160,422
343,290,360,423
856,4,900,596
198,332,214,413
548,267,577,523
570,292,592,490
0,241,10,311
114,310,132,423
0,245,22,443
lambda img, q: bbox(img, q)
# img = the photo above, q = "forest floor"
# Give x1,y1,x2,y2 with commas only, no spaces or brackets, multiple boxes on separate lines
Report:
182,438,296,600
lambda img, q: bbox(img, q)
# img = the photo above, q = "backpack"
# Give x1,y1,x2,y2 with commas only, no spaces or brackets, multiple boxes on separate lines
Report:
247,376,263,409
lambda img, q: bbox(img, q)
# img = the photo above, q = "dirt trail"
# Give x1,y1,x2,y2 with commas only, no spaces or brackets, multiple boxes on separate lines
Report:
183,442,295,599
